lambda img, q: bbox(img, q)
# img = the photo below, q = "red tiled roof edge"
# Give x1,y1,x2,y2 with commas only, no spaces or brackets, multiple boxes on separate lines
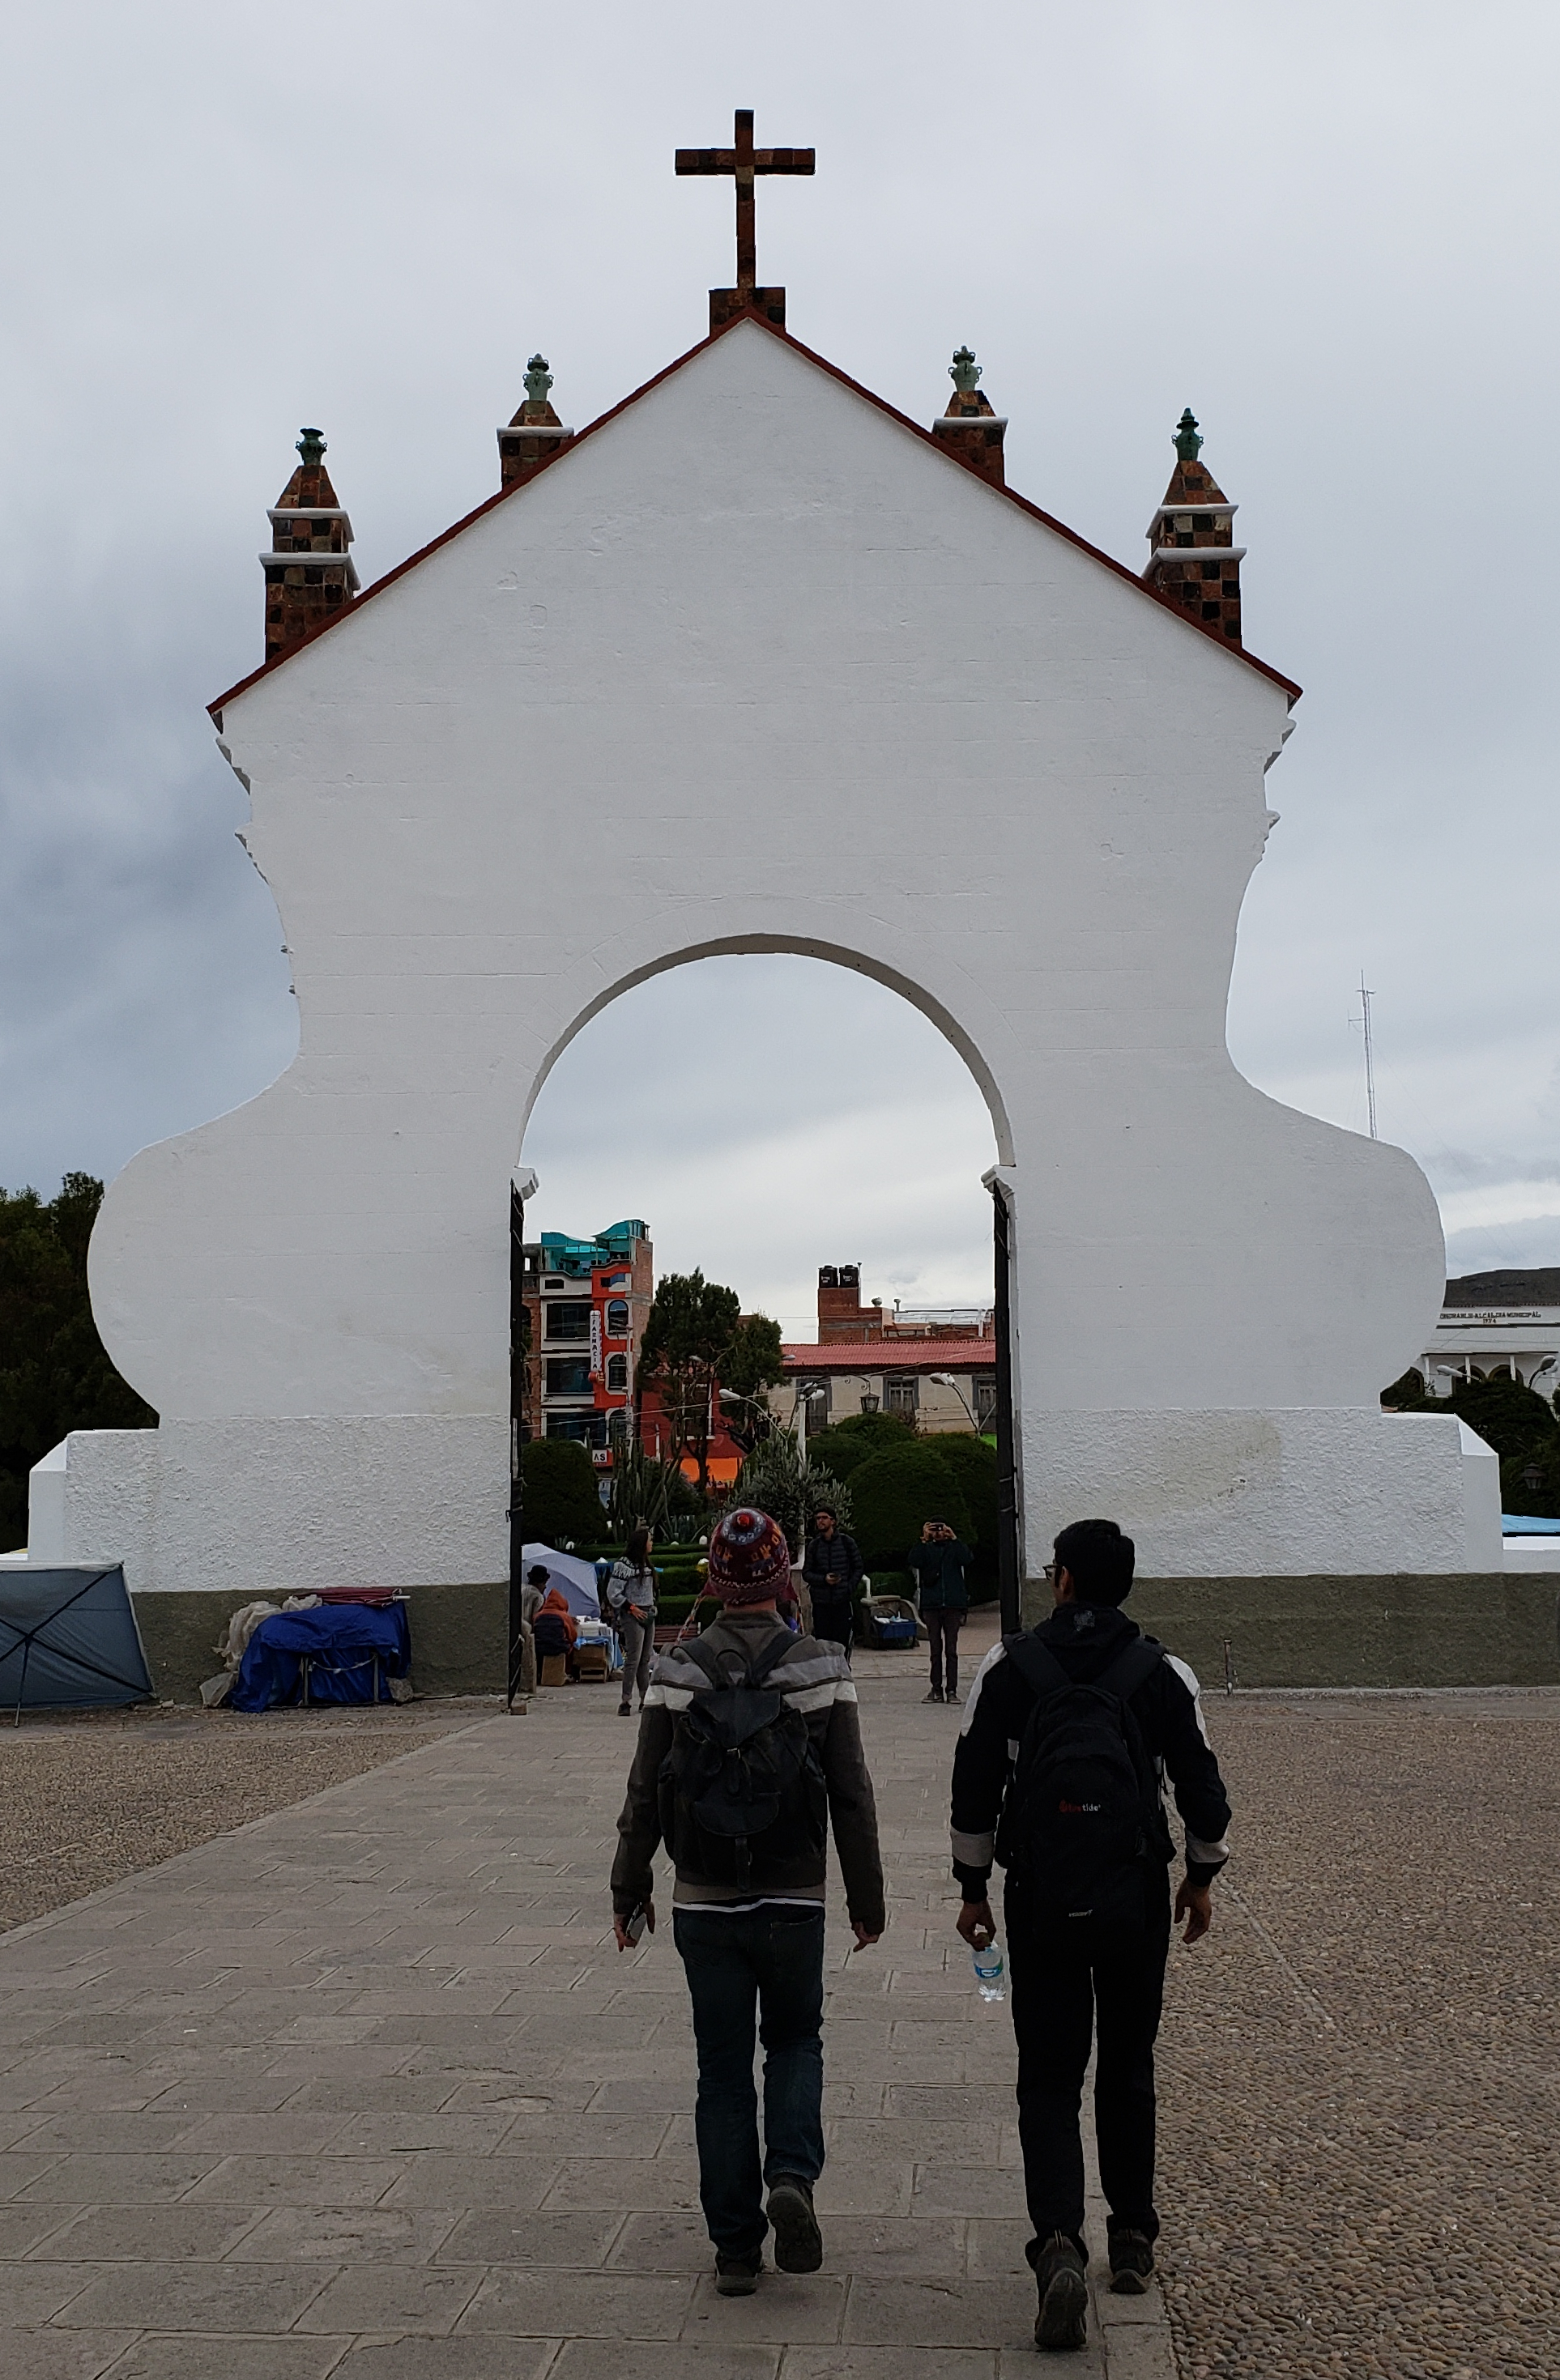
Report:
782,1339,997,1369
210,309,1302,722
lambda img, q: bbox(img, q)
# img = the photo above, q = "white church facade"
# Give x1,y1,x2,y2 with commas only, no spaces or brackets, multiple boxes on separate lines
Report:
22,146,1508,1632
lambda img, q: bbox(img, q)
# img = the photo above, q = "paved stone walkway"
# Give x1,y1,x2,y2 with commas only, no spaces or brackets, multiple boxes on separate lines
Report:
0,1629,1174,2377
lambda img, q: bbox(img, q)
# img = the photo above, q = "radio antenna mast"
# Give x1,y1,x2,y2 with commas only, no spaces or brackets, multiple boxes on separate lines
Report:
1357,973,1378,1139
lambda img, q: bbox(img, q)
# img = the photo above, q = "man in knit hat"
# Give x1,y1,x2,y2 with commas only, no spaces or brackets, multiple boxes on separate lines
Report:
612,1505,885,2297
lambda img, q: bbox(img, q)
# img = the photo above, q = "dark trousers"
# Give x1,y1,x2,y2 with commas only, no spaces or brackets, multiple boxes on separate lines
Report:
1004,1871,1171,2252
673,1904,826,2254
810,1594,854,1663
926,1607,964,1693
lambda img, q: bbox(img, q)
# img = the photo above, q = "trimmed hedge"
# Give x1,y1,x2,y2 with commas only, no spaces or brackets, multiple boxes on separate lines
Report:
848,1442,972,1569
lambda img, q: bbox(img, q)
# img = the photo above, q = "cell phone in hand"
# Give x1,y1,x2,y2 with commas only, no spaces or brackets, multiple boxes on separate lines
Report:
624,1905,648,1945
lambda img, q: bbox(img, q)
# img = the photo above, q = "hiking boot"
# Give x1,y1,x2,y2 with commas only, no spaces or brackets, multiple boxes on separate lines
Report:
767,2174,824,2272
923,1687,944,1704
1031,2231,1088,2351
714,2245,763,2296
1108,2229,1156,2293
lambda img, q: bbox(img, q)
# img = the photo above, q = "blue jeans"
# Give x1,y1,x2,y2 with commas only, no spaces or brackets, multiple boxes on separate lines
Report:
672,1904,826,2254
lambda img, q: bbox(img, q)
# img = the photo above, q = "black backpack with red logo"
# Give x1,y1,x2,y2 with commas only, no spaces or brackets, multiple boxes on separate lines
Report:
995,1633,1170,1931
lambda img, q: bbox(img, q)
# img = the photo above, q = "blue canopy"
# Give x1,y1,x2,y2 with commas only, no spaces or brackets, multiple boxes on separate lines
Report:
231,1601,411,1714
0,1567,152,1714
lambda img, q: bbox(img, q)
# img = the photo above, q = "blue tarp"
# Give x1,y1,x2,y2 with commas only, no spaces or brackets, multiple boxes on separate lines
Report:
231,1602,411,1713
0,1567,152,1712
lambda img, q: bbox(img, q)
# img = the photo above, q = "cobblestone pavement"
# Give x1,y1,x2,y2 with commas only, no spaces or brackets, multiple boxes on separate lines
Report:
0,1703,489,1932
1157,1689,1560,2380
0,1621,1170,2377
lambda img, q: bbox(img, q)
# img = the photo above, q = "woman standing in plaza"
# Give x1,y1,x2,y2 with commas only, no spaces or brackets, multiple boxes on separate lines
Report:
607,1524,659,1716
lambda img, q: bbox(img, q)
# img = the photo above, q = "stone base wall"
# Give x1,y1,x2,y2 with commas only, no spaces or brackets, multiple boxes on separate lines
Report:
129,1572,1560,1703
1019,1572,1560,1688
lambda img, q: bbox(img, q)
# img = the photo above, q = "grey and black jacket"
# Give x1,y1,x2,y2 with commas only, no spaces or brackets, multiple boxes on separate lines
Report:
949,1601,1232,1901
611,1607,885,1931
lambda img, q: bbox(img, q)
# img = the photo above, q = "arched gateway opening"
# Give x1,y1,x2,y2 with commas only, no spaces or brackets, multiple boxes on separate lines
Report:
506,947,1022,1694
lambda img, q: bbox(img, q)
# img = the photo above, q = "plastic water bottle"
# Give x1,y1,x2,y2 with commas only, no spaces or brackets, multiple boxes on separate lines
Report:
972,1939,1006,2002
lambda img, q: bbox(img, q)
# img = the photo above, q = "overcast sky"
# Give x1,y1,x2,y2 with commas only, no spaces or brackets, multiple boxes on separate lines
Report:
3,2,1557,1339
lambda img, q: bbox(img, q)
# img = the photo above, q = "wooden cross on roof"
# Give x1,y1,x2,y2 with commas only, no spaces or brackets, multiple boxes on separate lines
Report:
676,107,815,331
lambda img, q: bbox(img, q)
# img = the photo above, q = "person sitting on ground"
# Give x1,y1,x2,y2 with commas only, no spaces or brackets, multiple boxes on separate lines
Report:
522,1565,550,1628
605,1524,658,1717
949,1517,1232,2351
612,1505,884,2299
801,1505,863,1661
906,1517,973,1705
531,1585,580,1681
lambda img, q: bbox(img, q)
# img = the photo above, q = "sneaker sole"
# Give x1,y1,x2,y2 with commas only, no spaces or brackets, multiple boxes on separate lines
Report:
1034,2263,1089,2350
768,2181,824,2273
1110,2264,1153,2296
714,2272,760,2297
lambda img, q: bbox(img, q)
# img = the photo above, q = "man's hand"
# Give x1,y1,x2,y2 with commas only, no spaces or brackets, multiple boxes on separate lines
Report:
1174,1879,1213,1944
957,1897,995,1950
850,1920,883,1952
613,1899,656,1953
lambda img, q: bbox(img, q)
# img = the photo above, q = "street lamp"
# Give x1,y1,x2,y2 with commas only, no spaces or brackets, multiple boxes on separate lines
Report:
781,1378,829,1466
929,1370,981,1433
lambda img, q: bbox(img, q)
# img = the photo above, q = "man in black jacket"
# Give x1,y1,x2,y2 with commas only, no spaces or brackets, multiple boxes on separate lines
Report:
949,1517,1230,2349
801,1505,863,1659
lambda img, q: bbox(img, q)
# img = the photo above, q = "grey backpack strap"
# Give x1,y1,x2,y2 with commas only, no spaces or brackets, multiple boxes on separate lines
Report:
1003,1633,1072,1700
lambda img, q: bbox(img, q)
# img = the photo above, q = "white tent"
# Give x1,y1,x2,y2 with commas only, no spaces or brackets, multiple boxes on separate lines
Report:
522,1543,601,1618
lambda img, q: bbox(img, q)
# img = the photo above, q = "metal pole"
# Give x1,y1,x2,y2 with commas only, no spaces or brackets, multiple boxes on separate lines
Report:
991,1178,1021,1637
1358,973,1378,1140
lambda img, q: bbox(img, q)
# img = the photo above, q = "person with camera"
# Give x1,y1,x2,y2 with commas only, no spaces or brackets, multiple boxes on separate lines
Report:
906,1516,972,1704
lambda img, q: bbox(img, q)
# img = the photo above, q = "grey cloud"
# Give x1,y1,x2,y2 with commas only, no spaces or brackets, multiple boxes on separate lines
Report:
3,1,1558,1299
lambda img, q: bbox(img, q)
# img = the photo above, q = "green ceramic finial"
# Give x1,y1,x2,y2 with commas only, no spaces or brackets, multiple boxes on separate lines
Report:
524,355,554,407
1173,408,1203,462
949,346,982,395
296,428,326,466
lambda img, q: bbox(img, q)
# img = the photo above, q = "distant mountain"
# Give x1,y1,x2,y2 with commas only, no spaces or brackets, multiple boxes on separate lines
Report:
1444,1268,1560,1307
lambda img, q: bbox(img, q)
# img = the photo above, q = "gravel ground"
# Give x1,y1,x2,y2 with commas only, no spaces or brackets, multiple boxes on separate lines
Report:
1157,1690,1560,2380
0,1697,494,1931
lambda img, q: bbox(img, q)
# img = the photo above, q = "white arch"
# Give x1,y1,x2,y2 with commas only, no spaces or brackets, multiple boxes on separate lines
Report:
517,933,1014,1166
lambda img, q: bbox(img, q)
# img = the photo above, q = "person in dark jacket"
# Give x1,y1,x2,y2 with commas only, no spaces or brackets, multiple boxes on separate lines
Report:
949,1516,1231,2350
800,1505,863,1660
906,1518,972,1704
612,1505,884,2299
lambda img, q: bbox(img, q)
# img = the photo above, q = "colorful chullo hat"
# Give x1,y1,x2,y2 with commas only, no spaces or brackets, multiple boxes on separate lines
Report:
705,1507,792,1605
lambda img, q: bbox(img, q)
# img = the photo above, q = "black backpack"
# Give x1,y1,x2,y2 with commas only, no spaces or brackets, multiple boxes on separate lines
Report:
657,1632,829,1888
995,1633,1170,1932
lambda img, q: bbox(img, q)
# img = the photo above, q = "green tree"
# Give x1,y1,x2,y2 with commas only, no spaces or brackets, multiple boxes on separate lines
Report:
0,1174,156,1551
520,1437,604,1546
722,1314,785,1403
1499,1439,1560,1521
603,1440,705,1543
1385,1368,1558,1462
806,1409,916,1480
723,1430,851,1560
847,1442,970,1569
927,1433,998,1549
637,1269,742,1492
